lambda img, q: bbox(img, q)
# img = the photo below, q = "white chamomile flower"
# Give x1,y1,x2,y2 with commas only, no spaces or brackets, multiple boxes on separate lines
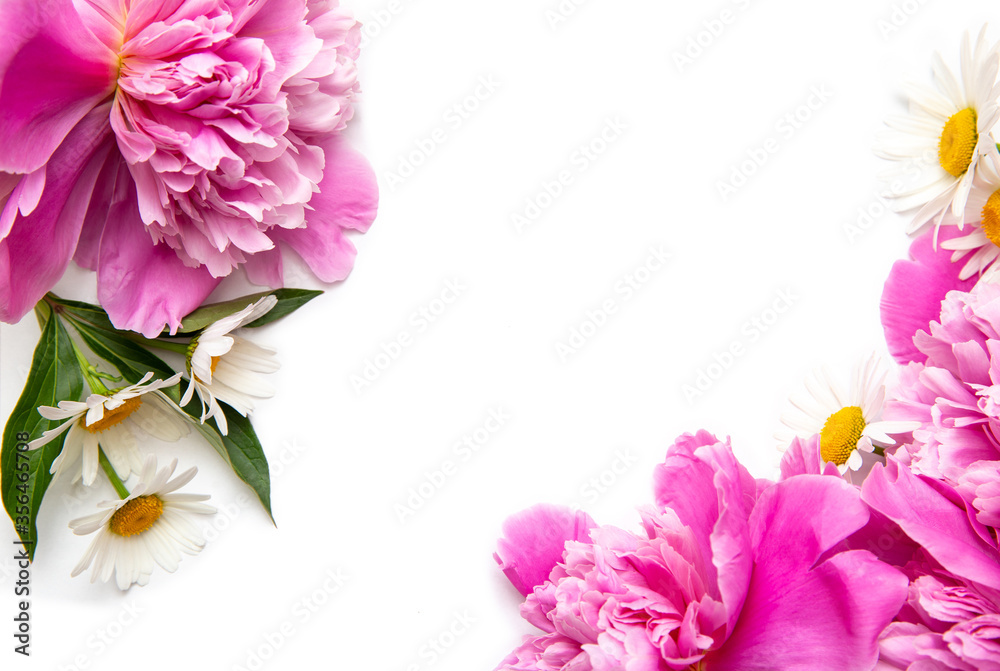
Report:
875,26,1000,234
69,455,215,590
30,372,188,486
181,295,279,435
778,355,918,476
940,159,1000,282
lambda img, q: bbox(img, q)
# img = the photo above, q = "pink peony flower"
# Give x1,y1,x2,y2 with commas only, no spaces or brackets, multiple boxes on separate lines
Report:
496,431,907,670
495,504,596,598
884,280,1000,532
862,457,1000,669
881,227,978,365
0,0,377,336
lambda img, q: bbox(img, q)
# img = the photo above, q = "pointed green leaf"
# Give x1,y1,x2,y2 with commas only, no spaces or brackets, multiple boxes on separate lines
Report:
177,288,323,333
2,313,84,560
244,289,323,328
176,291,273,334
206,406,273,523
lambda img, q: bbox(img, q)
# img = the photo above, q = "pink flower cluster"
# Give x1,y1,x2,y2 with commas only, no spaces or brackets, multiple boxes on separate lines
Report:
0,0,377,336
495,432,909,671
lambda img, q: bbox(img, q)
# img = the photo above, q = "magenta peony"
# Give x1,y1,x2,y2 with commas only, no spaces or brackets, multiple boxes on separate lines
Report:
0,0,377,336
863,457,1000,669
495,431,907,670
881,227,978,365
884,280,1000,532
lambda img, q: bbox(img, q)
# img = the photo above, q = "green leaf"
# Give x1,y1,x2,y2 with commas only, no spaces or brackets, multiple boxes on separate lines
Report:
205,406,273,524
69,320,178,386
176,292,273,333
47,295,118,332
244,289,323,328
1,313,84,560
177,288,323,333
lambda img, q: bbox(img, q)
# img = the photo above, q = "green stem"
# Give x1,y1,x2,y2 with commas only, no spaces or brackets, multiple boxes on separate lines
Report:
70,339,113,396
99,449,130,500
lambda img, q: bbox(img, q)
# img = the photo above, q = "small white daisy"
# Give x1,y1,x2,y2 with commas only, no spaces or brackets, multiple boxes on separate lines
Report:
69,455,215,590
778,355,918,476
30,372,188,486
875,26,1000,234
940,158,1000,281
181,296,279,435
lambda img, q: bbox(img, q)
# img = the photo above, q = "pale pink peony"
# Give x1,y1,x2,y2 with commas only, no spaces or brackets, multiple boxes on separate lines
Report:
495,431,908,670
0,0,377,335
884,280,1000,532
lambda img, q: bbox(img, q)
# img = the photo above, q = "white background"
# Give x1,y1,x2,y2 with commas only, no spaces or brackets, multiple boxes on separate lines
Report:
0,0,990,669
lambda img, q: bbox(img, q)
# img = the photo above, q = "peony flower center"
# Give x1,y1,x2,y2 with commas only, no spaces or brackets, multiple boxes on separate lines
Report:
938,108,978,177
820,406,866,465
109,495,163,537
84,397,143,433
981,189,1000,248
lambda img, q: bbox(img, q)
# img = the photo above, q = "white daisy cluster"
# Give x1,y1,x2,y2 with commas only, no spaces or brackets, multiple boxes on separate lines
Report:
877,27,1000,282
28,296,280,590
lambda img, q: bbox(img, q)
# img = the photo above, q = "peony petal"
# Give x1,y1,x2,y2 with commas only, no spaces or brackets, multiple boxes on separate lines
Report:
862,458,1000,590
0,0,117,173
708,475,908,670
494,504,596,597
273,137,377,282
97,162,220,337
881,227,977,365
0,105,114,323
654,431,757,638
779,434,841,479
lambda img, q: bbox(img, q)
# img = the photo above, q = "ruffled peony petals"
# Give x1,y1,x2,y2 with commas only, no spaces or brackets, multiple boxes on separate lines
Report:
97,162,220,337
0,106,114,323
0,0,117,173
273,137,377,281
862,458,1000,591
653,431,757,639
881,228,977,365
708,475,907,670
494,504,596,597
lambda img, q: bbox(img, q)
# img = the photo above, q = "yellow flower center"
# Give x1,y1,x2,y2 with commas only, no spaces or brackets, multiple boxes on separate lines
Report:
83,396,143,434
108,495,163,537
210,356,221,374
981,189,1000,248
819,406,866,465
938,107,978,177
